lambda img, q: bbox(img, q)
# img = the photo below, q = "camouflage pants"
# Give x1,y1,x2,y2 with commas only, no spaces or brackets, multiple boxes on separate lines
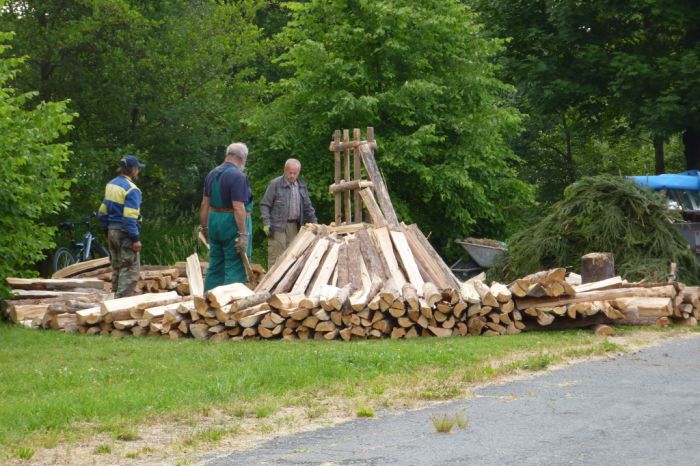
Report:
108,229,141,298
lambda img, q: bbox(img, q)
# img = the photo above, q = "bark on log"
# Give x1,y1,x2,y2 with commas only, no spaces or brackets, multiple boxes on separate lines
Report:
581,252,615,284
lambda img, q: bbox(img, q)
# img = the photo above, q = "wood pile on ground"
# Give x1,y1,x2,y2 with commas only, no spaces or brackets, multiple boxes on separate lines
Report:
2,277,109,330
5,265,699,339
48,256,207,295
510,270,697,333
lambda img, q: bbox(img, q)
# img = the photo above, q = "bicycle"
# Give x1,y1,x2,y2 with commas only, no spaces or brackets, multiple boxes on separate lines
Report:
52,212,110,273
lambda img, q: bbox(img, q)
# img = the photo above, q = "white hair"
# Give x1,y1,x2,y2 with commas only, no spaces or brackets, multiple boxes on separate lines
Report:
285,158,301,170
226,142,248,160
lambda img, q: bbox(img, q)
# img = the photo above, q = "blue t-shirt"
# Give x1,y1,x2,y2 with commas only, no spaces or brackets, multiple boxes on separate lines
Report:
203,162,252,208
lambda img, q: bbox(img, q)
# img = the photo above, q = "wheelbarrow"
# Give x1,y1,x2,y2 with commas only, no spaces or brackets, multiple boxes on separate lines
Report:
454,238,507,269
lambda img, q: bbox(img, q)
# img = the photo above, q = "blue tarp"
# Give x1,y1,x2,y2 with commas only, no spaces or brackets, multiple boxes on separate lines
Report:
629,170,700,191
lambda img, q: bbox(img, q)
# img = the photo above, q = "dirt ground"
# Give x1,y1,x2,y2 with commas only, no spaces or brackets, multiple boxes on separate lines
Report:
5,329,695,466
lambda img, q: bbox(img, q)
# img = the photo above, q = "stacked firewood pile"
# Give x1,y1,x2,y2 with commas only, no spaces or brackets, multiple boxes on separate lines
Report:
50,257,198,295
172,264,697,341
509,269,697,333
3,277,110,330
2,258,209,331
75,291,193,337
5,265,699,339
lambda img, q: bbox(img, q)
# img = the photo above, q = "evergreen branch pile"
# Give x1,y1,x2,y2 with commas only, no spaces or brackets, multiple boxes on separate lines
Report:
504,175,700,283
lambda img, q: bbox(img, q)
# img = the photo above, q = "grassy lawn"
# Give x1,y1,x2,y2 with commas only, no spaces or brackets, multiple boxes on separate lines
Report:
0,322,681,461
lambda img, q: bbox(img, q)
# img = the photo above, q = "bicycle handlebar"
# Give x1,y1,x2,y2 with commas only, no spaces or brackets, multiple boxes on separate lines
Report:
59,212,100,230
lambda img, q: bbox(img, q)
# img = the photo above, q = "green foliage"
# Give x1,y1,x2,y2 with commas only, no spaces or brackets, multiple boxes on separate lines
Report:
475,0,700,189
514,111,684,204
355,407,374,418
138,206,208,266
248,0,534,253
0,31,75,295
0,0,268,218
478,0,700,136
137,205,267,267
504,175,700,283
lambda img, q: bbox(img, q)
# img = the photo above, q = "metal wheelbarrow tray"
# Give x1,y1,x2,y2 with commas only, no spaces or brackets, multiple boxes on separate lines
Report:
455,239,506,268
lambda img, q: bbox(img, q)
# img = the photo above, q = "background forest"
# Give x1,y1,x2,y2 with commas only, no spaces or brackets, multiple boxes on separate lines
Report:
1,0,699,280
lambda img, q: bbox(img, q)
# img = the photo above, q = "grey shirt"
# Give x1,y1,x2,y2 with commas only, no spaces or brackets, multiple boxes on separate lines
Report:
287,180,301,221
260,176,317,233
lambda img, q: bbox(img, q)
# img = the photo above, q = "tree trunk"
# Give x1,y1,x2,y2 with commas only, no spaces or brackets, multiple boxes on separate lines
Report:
581,252,615,284
654,136,665,174
561,113,577,184
683,128,700,170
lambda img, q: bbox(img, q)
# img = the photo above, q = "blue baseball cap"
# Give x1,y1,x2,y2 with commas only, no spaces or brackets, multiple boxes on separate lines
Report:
121,155,145,169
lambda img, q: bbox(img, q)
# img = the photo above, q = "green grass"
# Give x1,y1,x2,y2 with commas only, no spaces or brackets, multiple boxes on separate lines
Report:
115,429,140,442
453,410,468,429
254,404,276,418
125,446,153,459
94,444,111,454
429,411,469,433
14,446,34,460
355,407,375,418
305,405,328,419
430,413,454,433
0,322,625,452
181,426,235,448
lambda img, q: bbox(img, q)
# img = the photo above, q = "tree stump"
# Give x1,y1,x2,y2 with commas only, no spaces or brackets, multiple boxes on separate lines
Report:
581,252,615,284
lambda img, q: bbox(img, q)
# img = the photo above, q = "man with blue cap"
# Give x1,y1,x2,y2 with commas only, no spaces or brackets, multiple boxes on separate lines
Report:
98,155,145,298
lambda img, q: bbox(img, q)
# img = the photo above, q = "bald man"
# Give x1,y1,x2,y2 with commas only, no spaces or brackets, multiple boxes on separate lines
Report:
260,159,317,267
199,143,253,290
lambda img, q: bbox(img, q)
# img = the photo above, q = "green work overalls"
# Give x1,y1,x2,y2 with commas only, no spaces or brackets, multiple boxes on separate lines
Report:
203,165,253,291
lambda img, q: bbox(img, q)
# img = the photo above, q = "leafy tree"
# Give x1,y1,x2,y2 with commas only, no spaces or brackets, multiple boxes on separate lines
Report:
515,108,685,204
0,31,75,294
247,0,534,255
0,0,267,217
476,0,700,173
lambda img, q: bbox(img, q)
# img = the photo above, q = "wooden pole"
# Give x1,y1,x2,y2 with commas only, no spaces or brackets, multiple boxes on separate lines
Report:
359,188,387,226
333,130,341,225
366,127,375,225
354,128,362,223
343,129,351,224
358,142,399,228
329,180,374,193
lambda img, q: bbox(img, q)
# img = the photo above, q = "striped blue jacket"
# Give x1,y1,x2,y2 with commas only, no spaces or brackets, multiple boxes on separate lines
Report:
98,175,142,240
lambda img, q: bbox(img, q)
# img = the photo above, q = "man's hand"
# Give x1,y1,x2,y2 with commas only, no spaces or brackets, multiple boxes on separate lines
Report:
263,224,270,237
132,240,142,253
198,225,208,242
235,234,249,254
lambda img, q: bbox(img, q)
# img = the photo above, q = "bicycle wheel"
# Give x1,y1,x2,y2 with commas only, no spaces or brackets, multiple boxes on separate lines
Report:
52,247,75,273
87,240,110,260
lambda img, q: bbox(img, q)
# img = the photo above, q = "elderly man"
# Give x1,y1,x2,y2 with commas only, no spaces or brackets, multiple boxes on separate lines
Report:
199,143,253,291
98,155,145,298
261,158,317,267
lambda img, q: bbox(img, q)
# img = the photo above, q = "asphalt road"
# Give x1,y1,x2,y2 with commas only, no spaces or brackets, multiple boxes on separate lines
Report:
204,335,700,466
